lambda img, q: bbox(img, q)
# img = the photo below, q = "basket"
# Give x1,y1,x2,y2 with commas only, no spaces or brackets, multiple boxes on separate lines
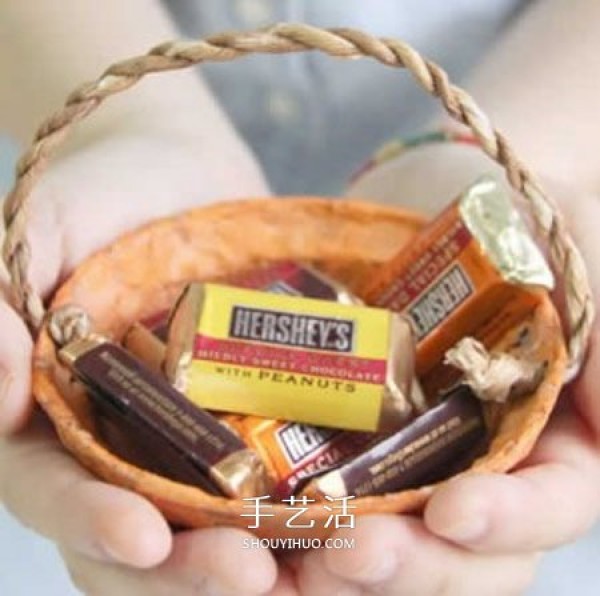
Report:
2,25,594,540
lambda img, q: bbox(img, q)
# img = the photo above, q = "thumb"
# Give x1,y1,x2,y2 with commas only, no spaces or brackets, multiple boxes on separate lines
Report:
0,299,34,435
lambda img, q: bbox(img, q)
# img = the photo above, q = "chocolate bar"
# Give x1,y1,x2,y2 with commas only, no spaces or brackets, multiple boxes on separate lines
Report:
360,177,553,394
226,260,361,304
164,283,422,432
222,414,378,499
300,385,486,499
125,261,360,367
59,335,271,498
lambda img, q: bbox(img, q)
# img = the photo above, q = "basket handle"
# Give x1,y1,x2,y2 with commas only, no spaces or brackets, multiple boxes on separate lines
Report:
1,23,594,374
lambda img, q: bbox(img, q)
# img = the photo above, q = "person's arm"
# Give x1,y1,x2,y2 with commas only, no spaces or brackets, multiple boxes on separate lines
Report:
0,0,248,150
467,0,600,194
0,1,269,289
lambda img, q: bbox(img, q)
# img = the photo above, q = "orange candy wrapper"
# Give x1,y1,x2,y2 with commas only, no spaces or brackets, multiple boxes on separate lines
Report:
360,177,554,395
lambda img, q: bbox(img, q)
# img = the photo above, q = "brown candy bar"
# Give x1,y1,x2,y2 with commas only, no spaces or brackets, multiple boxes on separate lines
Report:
300,385,486,499
59,335,271,498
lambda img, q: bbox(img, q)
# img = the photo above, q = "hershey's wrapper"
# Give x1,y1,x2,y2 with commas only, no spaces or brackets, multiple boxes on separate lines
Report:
164,283,422,432
300,385,486,499
59,335,271,498
360,176,553,395
126,261,360,367
221,414,379,500
124,264,376,500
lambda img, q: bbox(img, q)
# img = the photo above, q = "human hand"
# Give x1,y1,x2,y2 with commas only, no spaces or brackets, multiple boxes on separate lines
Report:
293,398,600,596
0,134,289,595
291,164,600,595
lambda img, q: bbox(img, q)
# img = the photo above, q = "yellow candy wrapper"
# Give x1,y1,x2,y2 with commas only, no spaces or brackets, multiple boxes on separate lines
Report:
164,283,421,432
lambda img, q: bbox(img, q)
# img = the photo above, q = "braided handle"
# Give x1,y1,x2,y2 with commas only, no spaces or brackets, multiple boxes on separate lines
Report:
2,23,594,373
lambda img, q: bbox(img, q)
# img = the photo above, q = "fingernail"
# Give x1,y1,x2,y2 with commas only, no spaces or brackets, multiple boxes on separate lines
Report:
436,515,488,543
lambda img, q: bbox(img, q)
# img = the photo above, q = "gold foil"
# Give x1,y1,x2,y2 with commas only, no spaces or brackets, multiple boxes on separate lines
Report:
459,176,554,289
122,323,166,373
298,262,363,305
211,450,274,499
165,283,207,394
378,313,422,431
301,470,346,500
59,334,108,367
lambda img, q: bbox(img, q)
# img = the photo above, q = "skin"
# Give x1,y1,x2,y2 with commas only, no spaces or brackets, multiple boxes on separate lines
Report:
1,0,600,594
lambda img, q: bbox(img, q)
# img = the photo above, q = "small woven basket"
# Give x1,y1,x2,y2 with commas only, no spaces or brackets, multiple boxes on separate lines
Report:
2,25,594,540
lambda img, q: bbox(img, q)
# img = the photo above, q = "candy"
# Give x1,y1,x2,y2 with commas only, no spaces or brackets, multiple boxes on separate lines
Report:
222,414,378,499
300,385,486,499
164,283,421,432
226,260,361,304
122,322,166,373
125,261,360,367
360,177,553,394
59,335,271,498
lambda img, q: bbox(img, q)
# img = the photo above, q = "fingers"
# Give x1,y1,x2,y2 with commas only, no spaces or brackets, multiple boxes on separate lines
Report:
61,528,278,596
425,410,600,553
571,319,600,438
267,565,300,596
0,300,34,434
297,549,361,596
298,515,539,596
0,418,171,567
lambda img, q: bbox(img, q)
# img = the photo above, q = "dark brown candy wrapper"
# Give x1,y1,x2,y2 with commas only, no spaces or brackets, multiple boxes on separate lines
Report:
59,335,271,498
226,260,361,304
300,385,486,499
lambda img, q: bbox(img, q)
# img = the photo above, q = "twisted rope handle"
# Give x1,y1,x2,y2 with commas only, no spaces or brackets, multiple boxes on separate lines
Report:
2,23,595,373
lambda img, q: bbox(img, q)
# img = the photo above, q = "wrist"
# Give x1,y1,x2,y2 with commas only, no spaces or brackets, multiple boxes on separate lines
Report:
347,134,507,216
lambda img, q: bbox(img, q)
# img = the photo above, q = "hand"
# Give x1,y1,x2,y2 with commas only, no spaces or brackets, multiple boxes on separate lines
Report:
294,186,600,594
0,134,286,595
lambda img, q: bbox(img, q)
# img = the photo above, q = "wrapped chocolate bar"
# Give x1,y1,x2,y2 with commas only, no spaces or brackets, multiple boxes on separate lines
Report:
125,264,378,499
361,177,553,385
125,261,359,368
222,414,378,499
300,385,486,499
164,283,421,432
226,260,361,304
59,335,271,498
